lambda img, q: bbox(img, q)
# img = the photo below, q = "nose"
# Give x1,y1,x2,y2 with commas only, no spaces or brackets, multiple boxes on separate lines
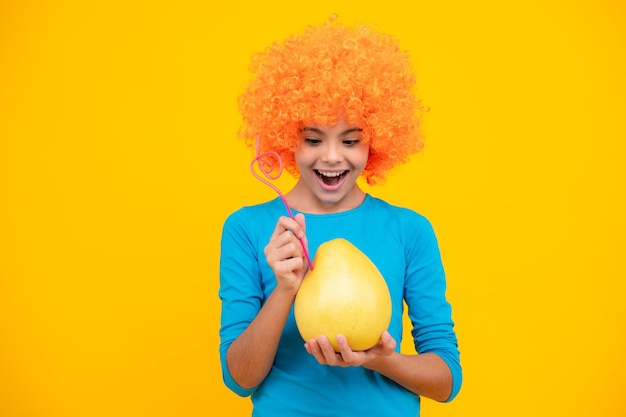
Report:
322,142,343,163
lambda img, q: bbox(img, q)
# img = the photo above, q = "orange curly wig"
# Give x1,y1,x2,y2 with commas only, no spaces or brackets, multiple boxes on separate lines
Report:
238,18,425,185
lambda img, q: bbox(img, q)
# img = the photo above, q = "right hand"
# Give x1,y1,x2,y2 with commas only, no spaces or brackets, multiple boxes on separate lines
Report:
264,213,309,294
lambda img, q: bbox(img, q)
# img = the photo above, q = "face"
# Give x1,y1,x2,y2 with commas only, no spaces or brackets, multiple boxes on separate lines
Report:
291,117,370,213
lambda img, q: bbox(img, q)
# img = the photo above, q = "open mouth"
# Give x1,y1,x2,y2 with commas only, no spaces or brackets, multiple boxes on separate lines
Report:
315,170,348,186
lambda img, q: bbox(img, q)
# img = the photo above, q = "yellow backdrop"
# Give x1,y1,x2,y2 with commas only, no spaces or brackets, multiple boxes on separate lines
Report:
1,1,624,416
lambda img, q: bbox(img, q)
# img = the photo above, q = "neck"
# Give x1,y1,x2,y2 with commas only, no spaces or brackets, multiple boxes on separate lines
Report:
286,180,366,214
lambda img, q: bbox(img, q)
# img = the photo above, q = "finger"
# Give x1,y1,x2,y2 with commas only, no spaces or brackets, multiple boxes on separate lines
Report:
380,330,397,352
317,335,345,367
293,213,311,263
264,231,304,264
336,334,354,355
336,334,361,365
275,239,304,261
271,216,305,240
305,339,328,365
272,256,304,278
293,213,306,236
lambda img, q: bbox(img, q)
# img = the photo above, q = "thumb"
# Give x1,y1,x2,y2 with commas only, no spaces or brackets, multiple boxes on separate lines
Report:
294,213,306,235
381,331,397,351
293,213,312,269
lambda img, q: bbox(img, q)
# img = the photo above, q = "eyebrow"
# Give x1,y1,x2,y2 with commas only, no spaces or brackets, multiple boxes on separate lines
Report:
301,127,363,136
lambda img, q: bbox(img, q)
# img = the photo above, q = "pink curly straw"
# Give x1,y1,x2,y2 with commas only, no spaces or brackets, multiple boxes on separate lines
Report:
250,135,314,270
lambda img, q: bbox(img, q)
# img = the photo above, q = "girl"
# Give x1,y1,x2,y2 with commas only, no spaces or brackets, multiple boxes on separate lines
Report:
219,17,462,416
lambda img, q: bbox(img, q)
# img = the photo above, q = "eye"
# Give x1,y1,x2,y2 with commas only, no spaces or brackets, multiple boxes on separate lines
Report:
343,139,360,146
304,137,322,146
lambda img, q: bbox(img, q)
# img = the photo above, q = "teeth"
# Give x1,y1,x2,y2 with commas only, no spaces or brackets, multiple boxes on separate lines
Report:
317,170,345,177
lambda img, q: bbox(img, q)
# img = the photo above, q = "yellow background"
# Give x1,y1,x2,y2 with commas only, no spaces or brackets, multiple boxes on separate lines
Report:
1,0,624,416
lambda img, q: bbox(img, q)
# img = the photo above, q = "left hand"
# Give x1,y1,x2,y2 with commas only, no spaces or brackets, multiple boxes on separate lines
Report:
304,331,397,368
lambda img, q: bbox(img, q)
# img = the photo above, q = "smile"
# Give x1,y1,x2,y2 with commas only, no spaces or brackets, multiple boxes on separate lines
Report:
315,170,348,186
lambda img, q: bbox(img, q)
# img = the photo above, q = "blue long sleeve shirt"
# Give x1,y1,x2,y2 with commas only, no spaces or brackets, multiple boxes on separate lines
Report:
219,194,462,416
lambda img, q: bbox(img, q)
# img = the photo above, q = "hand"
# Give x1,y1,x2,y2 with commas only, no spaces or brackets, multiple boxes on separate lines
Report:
264,213,309,294
304,331,397,368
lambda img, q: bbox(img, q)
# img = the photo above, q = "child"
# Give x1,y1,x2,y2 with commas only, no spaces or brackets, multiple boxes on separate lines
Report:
219,17,462,416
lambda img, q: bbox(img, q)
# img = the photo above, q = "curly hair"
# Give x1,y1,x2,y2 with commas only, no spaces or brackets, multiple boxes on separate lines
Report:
238,18,425,185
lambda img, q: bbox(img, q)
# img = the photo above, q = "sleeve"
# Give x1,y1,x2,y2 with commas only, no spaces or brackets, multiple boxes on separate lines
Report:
218,210,264,397
403,215,463,402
